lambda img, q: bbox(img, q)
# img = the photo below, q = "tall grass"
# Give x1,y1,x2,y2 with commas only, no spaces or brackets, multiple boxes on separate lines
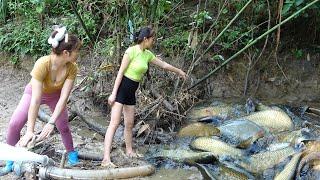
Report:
0,0,8,23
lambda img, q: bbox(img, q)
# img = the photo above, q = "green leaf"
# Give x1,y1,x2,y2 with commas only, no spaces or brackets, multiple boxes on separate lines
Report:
295,0,304,6
282,3,293,15
212,55,225,62
36,6,44,13
222,8,228,14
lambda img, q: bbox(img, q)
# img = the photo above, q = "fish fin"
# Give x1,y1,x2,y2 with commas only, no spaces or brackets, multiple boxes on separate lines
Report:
198,116,223,126
294,142,306,152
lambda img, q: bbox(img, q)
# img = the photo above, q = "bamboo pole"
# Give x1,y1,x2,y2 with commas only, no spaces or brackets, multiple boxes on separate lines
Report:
189,0,254,73
188,0,320,90
39,165,155,179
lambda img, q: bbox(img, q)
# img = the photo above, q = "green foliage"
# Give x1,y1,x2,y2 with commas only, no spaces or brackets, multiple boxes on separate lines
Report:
282,0,319,17
160,31,189,55
0,19,51,56
93,38,116,58
211,55,225,63
0,0,318,61
0,0,7,22
154,0,172,19
293,49,304,58
9,55,19,65
0,0,98,56
192,10,212,27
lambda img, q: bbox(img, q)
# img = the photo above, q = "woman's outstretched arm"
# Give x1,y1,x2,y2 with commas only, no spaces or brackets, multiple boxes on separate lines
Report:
150,57,187,80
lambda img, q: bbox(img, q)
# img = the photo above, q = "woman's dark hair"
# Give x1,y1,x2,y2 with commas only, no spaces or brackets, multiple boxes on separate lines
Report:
51,31,81,55
133,27,154,44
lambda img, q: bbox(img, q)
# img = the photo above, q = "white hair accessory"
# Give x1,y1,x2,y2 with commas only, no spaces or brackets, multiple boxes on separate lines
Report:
48,26,67,48
64,33,68,43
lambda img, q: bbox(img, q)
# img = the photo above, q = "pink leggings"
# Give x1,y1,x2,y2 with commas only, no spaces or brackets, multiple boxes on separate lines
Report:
6,84,74,152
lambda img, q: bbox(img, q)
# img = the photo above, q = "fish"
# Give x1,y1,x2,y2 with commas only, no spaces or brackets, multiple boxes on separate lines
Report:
238,146,298,173
192,163,217,180
192,162,255,180
255,102,272,111
152,149,216,163
218,119,265,148
275,128,311,144
178,122,220,137
266,143,290,151
274,152,302,180
187,102,246,120
297,152,320,178
241,109,293,133
190,137,244,159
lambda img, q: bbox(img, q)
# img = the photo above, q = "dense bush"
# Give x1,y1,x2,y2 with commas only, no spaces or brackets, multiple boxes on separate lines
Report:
0,0,318,61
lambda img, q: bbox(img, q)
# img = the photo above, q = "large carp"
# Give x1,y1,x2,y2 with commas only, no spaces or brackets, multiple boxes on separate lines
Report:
178,122,220,137
152,149,216,163
193,162,255,180
241,109,293,133
218,119,265,148
190,137,244,159
238,146,299,173
275,128,311,144
274,152,302,180
187,102,246,120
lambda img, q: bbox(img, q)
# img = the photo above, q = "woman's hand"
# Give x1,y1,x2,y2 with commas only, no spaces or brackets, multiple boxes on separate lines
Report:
108,93,116,106
18,131,35,147
178,69,187,80
38,123,55,141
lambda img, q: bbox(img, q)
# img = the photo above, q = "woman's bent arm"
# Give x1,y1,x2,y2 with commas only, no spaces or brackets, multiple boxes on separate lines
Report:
108,54,131,105
50,79,74,123
26,78,43,133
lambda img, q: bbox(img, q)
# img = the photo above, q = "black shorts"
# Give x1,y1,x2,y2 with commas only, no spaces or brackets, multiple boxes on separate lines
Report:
115,76,139,105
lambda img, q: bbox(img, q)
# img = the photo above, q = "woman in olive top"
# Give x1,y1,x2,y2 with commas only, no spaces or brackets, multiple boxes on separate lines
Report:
0,26,81,176
102,27,187,167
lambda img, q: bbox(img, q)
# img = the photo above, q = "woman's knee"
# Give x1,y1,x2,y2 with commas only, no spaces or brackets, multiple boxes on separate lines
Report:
124,120,134,129
58,126,71,135
7,118,24,133
56,121,71,134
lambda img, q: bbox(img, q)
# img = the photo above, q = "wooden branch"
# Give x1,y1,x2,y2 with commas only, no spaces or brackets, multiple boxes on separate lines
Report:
71,108,106,136
56,150,103,161
150,87,174,111
70,1,95,46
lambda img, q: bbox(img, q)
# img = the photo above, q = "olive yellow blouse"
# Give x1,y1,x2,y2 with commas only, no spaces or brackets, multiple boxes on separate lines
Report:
30,55,78,94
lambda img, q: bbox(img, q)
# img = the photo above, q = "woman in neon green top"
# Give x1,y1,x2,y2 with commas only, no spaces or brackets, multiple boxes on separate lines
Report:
102,27,187,167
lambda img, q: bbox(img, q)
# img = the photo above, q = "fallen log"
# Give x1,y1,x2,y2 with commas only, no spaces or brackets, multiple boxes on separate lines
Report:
39,164,155,179
57,150,103,161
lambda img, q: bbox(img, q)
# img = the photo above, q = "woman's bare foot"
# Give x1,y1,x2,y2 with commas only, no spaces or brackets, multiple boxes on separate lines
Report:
101,161,118,168
126,151,143,158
